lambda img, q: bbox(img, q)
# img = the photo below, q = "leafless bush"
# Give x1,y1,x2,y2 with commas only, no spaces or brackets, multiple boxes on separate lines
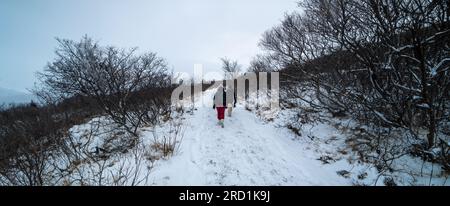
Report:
109,141,152,186
258,0,449,150
252,0,450,182
35,36,172,136
221,57,241,80
151,118,185,159
1,36,174,185
49,118,152,186
0,105,65,185
300,0,450,148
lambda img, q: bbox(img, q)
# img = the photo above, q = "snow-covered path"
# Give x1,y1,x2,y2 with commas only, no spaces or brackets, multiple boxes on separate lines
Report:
148,89,351,185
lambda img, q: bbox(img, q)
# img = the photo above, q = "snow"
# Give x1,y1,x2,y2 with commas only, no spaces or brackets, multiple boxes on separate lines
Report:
416,103,430,109
58,88,449,186
430,58,450,77
146,89,351,185
374,110,394,125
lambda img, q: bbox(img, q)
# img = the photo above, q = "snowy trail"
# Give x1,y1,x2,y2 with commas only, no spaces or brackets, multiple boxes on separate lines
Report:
148,89,351,185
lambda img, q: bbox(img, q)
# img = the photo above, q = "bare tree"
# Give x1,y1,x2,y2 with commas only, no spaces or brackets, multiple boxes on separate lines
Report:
260,0,449,149
35,36,172,136
300,0,450,148
0,36,177,186
220,57,241,80
254,0,450,179
248,54,280,73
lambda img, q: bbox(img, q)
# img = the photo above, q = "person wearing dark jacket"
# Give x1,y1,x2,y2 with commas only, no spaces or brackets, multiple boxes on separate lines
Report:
213,86,227,128
213,86,237,128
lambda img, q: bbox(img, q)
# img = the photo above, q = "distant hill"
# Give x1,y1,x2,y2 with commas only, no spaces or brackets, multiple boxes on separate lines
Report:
0,87,36,106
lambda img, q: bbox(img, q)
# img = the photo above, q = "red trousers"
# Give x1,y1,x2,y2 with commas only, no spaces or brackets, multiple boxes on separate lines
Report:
216,107,226,120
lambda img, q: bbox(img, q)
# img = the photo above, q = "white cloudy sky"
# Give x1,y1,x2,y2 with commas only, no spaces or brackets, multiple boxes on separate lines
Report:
0,0,298,92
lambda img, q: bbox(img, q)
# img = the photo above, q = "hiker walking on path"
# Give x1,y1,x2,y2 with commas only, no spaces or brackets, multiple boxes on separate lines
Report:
213,85,237,127
213,86,227,128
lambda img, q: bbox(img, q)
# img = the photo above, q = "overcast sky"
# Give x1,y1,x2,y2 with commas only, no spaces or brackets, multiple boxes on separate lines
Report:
0,0,298,92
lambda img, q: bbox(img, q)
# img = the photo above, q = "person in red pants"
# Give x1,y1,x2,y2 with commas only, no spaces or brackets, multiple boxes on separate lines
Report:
213,86,227,128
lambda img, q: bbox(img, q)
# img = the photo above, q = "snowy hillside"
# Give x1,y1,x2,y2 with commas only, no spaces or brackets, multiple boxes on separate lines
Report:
145,89,449,186
1,86,447,186
1,0,448,189
147,89,350,185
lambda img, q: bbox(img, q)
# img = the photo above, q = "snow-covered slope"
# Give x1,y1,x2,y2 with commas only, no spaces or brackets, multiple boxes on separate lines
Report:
58,88,448,186
146,89,351,185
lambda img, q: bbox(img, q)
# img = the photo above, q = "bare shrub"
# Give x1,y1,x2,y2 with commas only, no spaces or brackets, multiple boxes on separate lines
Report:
49,118,153,186
221,57,241,80
253,0,449,184
0,105,65,185
151,118,185,159
258,0,449,152
35,36,172,136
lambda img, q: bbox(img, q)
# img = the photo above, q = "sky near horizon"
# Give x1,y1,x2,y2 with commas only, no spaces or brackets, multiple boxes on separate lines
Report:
0,0,298,92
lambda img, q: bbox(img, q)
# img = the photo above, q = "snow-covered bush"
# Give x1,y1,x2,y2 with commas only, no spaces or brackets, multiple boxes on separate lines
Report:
249,0,450,184
35,36,173,136
150,117,185,159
